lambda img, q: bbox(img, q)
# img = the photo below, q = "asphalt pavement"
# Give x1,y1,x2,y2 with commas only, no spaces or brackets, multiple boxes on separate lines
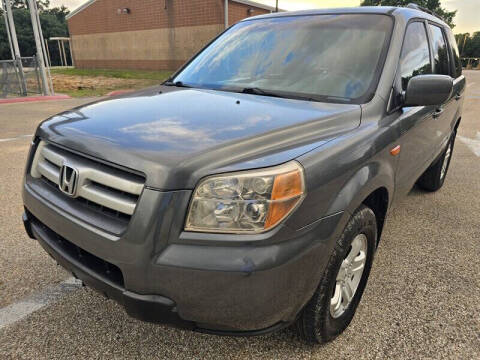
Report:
0,73,479,359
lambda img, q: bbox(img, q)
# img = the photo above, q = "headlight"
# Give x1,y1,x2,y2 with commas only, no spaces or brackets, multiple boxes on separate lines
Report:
185,161,305,234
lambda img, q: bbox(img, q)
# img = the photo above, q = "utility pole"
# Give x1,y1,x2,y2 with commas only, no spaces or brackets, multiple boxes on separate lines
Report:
27,0,51,95
276,0,278,12
2,2,15,59
3,0,27,95
224,0,228,29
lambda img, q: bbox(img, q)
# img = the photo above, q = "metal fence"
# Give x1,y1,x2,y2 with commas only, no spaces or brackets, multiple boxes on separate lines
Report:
0,56,42,98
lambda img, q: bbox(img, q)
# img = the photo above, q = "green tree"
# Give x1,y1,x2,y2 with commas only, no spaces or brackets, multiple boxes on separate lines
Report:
361,0,456,28
0,1,69,64
11,0,51,10
455,32,480,58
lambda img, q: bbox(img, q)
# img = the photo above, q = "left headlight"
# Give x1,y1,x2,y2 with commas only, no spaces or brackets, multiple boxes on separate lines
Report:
185,161,305,234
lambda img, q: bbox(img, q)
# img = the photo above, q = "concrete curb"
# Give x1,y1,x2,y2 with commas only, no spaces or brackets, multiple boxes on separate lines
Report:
106,89,134,96
0,94,71,104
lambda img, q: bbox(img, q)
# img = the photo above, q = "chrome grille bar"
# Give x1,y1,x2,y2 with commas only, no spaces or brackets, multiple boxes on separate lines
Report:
31,141,144,216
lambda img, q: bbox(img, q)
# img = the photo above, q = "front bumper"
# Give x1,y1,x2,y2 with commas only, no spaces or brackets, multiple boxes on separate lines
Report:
23,178,345,334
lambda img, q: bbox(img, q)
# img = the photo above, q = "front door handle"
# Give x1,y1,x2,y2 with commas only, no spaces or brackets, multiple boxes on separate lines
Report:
433,107,444,118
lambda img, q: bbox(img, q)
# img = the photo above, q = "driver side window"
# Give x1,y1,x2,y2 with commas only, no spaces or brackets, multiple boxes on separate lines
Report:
399,22,432,91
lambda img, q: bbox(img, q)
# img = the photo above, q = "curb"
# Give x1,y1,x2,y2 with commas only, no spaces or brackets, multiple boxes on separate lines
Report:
106,90,134,96
0,94,71,104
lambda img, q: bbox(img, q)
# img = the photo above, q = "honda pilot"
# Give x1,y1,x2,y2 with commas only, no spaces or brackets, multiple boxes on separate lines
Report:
22,5,465,343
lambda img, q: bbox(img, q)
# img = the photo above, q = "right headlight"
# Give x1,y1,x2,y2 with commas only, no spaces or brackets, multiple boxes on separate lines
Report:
185,161,306,234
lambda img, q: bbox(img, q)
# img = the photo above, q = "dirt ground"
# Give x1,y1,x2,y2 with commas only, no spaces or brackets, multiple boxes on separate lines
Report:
51,73,160,97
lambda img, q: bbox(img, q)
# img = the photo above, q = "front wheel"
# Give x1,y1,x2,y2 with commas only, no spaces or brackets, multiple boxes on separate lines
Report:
417,133,455,192
296,205,377,344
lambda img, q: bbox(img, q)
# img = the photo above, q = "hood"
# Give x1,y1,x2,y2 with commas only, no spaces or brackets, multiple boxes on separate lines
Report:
37,86,361,189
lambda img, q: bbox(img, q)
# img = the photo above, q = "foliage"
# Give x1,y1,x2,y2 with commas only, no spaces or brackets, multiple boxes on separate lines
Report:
0,1,69,65
11,0,51,10
455,32,480,58
360,0,456,28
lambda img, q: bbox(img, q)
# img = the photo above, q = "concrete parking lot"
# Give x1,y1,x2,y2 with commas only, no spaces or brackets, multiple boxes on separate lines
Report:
0,72,479,359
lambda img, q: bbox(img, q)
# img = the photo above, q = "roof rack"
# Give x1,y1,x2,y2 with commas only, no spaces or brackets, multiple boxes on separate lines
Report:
406,3,445,22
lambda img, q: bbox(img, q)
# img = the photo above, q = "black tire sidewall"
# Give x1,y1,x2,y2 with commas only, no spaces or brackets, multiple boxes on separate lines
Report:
312,206,377,342
418,132,456,191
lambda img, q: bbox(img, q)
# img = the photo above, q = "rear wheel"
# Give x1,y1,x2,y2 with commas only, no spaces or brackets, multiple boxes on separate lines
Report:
417,133,455,192
296,205,377,344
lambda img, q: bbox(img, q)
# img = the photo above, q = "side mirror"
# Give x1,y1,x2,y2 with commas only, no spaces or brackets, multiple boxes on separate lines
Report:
404,75,453,106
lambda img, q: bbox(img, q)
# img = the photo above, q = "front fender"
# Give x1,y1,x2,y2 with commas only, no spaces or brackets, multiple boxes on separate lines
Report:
327,160,394,217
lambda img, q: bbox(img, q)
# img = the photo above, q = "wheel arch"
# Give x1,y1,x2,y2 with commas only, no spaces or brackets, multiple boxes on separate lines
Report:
362,187,389,246
326,161,394,246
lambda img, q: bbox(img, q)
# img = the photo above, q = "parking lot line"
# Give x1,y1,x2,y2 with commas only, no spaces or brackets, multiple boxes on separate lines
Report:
0,134,33,143
0,277,81,330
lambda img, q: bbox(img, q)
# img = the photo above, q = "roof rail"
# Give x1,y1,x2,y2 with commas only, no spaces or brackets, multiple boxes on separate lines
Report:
406,3,445,22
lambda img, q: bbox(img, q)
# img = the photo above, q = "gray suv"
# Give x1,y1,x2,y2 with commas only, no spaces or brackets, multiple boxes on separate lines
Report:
22,5,465,343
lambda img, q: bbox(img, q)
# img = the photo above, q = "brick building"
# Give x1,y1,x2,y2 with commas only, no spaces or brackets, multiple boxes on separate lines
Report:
66,0,277,70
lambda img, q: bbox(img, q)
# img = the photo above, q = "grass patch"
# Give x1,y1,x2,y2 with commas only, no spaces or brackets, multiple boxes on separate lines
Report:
50,68,174,81
50,68,175,97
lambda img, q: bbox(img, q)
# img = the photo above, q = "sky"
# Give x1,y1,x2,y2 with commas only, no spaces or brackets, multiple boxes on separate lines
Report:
50,0,479,34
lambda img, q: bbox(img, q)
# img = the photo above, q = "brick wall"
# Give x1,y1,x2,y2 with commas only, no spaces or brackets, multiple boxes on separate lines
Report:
68,0,271,70
229,1,270,25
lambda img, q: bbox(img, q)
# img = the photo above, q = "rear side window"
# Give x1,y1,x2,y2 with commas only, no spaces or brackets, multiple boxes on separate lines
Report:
429,24,451,76
446,29,463,78
400,22,432,90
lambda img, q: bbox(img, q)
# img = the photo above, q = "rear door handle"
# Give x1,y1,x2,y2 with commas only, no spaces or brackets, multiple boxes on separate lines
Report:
433,107,444,118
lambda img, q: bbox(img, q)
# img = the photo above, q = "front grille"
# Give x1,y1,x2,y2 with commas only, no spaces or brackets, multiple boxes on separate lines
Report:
31,211,124,287
30,141,144,221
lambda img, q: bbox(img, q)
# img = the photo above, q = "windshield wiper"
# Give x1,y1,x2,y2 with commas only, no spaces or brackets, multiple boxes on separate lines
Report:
240,87,287,98
239,87,323,102
163,80,192,88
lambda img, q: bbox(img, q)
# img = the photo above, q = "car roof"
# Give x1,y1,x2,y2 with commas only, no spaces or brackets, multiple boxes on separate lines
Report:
243,6,449,29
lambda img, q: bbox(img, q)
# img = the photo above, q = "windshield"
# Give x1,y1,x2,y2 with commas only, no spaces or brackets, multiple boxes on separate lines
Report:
173,14,393,103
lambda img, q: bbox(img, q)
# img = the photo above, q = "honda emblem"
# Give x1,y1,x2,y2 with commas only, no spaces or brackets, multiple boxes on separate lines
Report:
59,165,79,197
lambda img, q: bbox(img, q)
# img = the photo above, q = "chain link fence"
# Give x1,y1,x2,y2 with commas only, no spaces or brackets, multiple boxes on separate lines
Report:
0,56,42,98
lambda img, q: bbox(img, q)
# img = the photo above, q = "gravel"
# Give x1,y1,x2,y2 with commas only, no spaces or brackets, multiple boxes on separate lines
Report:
0,73,479,359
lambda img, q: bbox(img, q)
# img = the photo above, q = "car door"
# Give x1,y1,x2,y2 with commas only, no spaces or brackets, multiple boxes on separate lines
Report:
445,28,466,116
394,21,438,195
425,23,461,157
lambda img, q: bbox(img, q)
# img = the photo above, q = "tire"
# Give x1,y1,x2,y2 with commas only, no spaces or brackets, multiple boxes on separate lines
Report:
417,132,455,192
296,205,377,344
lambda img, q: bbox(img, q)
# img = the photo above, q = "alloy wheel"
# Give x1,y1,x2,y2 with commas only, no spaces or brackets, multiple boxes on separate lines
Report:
330,234,368,319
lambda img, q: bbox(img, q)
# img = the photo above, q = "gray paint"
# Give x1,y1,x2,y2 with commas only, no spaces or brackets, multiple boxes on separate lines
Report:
404,75,453,106
22,7,465,333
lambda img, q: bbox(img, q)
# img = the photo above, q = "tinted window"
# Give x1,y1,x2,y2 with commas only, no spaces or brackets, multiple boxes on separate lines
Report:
429,25,450,76
174,14,393,103
400,22,431,90
446,29,462,78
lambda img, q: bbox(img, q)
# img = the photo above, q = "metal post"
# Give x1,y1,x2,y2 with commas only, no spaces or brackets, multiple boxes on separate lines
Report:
33,55,41,94
2,2,15,59
57,40,63,66
224,0,228,29
27,0,51,95
4,0,27,95
33,0,54,94
61,40,68,66
68,38,75,67
44,38,51,68
276,0,278,12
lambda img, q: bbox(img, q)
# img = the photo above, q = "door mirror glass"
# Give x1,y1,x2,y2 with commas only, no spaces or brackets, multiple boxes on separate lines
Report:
404,75,453,106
